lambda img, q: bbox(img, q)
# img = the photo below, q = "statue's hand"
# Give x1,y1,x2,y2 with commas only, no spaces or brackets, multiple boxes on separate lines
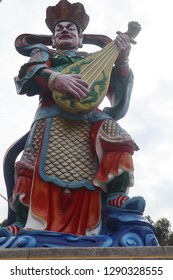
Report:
53,74,90,100
115,33,131,64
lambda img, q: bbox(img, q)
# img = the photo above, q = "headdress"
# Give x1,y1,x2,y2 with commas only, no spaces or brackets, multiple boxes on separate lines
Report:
45,0,90,33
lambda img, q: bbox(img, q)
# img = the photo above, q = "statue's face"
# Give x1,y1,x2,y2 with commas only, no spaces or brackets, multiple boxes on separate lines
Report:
52,21,83,50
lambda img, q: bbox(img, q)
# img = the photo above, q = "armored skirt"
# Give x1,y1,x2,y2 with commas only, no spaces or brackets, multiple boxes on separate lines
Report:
10,105,136,235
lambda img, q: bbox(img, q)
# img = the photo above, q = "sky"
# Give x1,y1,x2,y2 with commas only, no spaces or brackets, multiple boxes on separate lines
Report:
0,0,173,229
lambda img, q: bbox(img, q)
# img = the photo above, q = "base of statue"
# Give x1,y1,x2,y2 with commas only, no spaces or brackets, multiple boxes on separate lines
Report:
0,206,158,248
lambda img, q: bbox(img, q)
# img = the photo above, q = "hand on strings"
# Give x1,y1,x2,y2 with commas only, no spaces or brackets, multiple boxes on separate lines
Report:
53,74,89,100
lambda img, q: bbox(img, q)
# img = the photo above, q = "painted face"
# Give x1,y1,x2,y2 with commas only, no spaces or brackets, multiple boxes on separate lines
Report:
52,21,83,50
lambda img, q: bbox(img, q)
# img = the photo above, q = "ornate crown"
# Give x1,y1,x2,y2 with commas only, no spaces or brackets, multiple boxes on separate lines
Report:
45,0,90,33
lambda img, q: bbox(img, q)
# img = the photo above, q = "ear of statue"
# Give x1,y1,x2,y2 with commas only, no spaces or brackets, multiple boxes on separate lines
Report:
78,33,83,48
51,35,56,49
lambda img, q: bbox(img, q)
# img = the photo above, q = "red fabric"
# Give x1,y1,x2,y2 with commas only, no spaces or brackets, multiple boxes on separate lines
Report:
10,167,33,207
30,163,101,235
95,151,134,183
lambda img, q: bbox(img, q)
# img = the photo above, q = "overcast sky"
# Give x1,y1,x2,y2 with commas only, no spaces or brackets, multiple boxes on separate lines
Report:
0,0,173,229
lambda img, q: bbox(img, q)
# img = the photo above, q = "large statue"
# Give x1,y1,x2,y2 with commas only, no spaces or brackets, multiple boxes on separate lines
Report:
0,0,158,247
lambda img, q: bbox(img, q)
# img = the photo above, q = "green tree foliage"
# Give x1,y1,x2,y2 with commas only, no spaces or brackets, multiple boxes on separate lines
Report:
168,232,173,246
155,218,171,246
0,219,7,227
145,215,154,226
146,216,173,246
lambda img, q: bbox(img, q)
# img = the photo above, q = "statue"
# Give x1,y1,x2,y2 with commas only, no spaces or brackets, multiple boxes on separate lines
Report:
0,0,158,248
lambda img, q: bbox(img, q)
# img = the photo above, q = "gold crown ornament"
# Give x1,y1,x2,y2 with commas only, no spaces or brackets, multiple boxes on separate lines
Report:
45,0,90,33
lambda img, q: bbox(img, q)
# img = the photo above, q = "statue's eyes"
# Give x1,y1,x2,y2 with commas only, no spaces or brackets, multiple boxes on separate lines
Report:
68,25,76,31
55,24,77,33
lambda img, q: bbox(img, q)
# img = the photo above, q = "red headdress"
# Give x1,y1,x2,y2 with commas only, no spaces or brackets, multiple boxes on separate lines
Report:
45,0,90,33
